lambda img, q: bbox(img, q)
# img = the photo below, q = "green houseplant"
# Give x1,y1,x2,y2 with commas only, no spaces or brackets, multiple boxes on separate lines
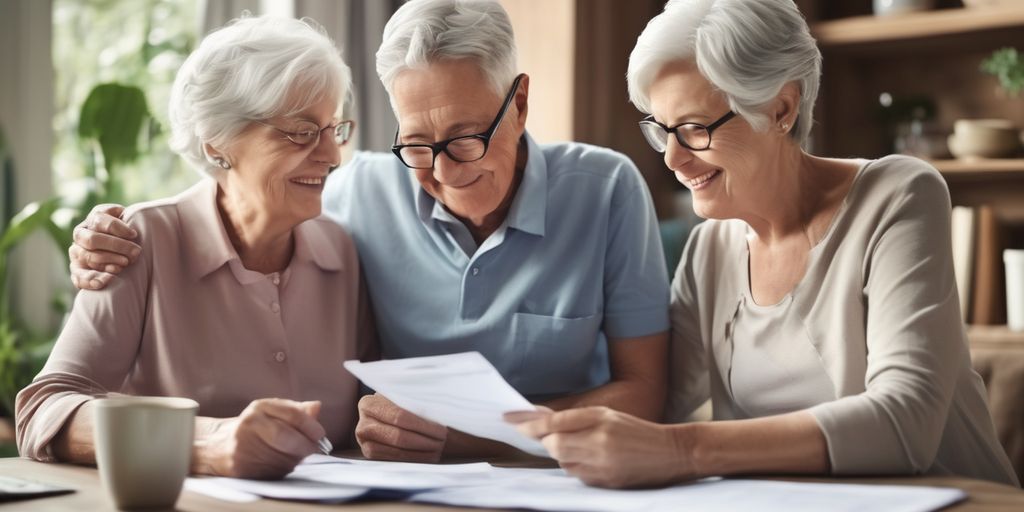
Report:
0,127,65,457
0,83,151,435
981,47,1024,97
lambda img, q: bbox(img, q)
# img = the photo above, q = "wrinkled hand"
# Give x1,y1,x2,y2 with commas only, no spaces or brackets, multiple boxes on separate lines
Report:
506,406,694,488
69,203,140,290
355,394,447,463
193,399,326,479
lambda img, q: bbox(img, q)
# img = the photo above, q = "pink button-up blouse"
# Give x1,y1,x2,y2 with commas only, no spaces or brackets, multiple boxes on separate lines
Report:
15,178,376,460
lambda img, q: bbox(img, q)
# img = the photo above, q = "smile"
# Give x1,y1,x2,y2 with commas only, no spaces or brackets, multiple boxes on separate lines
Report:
682,169,721,190
290,176,325,187
446,176,481,189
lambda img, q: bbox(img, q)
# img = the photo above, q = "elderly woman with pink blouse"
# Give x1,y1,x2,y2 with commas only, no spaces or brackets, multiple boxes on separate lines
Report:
15,15,374,479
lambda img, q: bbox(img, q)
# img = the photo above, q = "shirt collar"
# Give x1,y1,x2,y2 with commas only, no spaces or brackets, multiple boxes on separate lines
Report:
412,131,547,237
503,132,547,237
177,179,342,280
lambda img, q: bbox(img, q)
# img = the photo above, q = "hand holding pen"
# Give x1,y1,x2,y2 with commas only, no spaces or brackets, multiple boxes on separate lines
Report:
191,398,330,479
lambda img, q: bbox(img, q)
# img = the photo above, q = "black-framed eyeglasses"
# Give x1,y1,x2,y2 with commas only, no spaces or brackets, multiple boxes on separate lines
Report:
257,119,355,147
391,74,525,169
639,111,736,153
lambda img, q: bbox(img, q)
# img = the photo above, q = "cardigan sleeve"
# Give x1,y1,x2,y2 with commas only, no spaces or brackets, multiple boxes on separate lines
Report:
809,166,966,474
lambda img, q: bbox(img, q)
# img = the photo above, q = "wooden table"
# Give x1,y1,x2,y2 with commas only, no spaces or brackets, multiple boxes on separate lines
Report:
2,457,1023,511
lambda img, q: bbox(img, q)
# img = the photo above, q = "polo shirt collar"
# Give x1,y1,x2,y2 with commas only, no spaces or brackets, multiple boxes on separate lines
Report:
177,178,342,280
412,131,547,237
503,132,546,237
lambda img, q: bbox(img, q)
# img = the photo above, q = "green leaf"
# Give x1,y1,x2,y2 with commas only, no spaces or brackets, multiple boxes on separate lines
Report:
78,83,151,171
0,198,61,255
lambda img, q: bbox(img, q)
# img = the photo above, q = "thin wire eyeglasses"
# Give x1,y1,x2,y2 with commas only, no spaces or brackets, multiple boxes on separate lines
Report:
638,111,736,152
391,74,525,169
257,119,355,147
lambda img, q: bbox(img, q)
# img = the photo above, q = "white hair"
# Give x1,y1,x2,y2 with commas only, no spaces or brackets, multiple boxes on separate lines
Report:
375,0,518,109
168,15,353,177
627,0,821,146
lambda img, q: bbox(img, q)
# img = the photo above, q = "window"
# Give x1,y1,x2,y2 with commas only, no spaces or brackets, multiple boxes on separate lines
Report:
52,0,198,204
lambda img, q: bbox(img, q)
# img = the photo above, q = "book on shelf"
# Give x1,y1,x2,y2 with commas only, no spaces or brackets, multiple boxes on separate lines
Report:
951,206,975,323
971,205,1006,325
950,204,1008,326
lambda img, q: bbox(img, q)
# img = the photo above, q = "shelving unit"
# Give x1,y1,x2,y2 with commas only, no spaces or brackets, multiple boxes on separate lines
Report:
806,3,1024,339
812,5,1024,47
968,324,1024,345
931,158,1024,175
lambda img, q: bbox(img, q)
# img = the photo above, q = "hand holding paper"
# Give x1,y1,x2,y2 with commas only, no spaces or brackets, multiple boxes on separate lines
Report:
344,352,548,457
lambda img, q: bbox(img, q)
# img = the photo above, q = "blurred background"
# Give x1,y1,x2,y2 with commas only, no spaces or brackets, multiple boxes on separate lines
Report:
1,0,1023,471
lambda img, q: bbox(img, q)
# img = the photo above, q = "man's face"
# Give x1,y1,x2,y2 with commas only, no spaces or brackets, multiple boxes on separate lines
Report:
391,59,528,226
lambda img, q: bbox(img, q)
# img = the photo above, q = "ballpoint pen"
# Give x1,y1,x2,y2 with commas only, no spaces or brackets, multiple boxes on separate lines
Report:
317,436,333,455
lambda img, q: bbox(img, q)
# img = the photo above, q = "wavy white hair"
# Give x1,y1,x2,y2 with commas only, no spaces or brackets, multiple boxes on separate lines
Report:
168,15,353,177
627,0,821,146
375,0,518,109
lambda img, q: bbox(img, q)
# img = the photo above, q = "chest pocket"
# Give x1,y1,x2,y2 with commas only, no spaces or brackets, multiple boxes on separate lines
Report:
510,312,603,396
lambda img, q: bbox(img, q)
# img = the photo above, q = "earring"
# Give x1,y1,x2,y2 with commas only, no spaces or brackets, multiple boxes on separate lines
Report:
780,122,790,132
214,157,231,170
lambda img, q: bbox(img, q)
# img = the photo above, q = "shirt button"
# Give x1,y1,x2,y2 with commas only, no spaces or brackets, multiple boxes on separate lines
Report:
270,302,280,313
471,267,480,276
271,275,280,286
274,351,286,363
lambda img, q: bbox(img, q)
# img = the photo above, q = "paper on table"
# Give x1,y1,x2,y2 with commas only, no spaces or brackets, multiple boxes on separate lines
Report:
186,455,966,512
185,476,371,503
412,473,968,512
344,351,547,456
290,454,508,490
184,454,540,503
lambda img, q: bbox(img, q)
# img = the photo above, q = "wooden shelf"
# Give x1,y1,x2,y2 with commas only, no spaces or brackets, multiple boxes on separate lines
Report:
968,325,1024,346
812,6,1024,47
931,158,1024,179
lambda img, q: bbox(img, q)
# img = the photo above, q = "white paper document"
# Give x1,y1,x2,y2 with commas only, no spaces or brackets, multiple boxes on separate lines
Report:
412,472,967,512
185,475,368,503
343,351,547,456
289,454,510,490
186,454,965,512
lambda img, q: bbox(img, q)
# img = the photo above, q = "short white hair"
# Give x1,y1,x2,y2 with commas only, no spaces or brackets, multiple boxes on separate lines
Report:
627,0,821,146
376,0,517,109
169,15,353,177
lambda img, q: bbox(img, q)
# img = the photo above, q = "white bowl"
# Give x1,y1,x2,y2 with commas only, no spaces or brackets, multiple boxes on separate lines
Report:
949,119,1020,158
947,133,1019,159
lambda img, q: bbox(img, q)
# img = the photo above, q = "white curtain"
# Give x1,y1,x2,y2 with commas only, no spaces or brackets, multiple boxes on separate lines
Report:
0,0,56,329
199,0,400,152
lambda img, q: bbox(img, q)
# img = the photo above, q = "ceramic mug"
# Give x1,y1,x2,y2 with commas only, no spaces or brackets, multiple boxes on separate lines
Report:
93,396,198,509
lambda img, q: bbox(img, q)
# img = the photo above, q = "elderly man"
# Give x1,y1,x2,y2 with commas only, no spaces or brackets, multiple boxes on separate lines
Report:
67,0,669,462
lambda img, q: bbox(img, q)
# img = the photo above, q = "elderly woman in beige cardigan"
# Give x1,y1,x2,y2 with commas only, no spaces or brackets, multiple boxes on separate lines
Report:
509,0,1018,489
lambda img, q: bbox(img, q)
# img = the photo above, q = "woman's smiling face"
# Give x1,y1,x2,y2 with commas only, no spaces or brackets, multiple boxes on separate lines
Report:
225,94,345,226
648,60,781,221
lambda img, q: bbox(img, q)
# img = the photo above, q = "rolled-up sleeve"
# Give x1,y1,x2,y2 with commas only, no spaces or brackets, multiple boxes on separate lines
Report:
15,222,149,461
809,169,964,474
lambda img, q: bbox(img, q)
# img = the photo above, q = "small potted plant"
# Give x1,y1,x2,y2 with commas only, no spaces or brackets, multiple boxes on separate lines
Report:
981,47,1024,98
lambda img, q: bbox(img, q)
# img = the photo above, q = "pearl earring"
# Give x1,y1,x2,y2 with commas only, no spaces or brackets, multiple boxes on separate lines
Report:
781,122,790,132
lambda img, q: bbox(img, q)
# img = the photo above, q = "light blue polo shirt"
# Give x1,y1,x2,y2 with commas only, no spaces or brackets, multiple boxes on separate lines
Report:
323,132,669,399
